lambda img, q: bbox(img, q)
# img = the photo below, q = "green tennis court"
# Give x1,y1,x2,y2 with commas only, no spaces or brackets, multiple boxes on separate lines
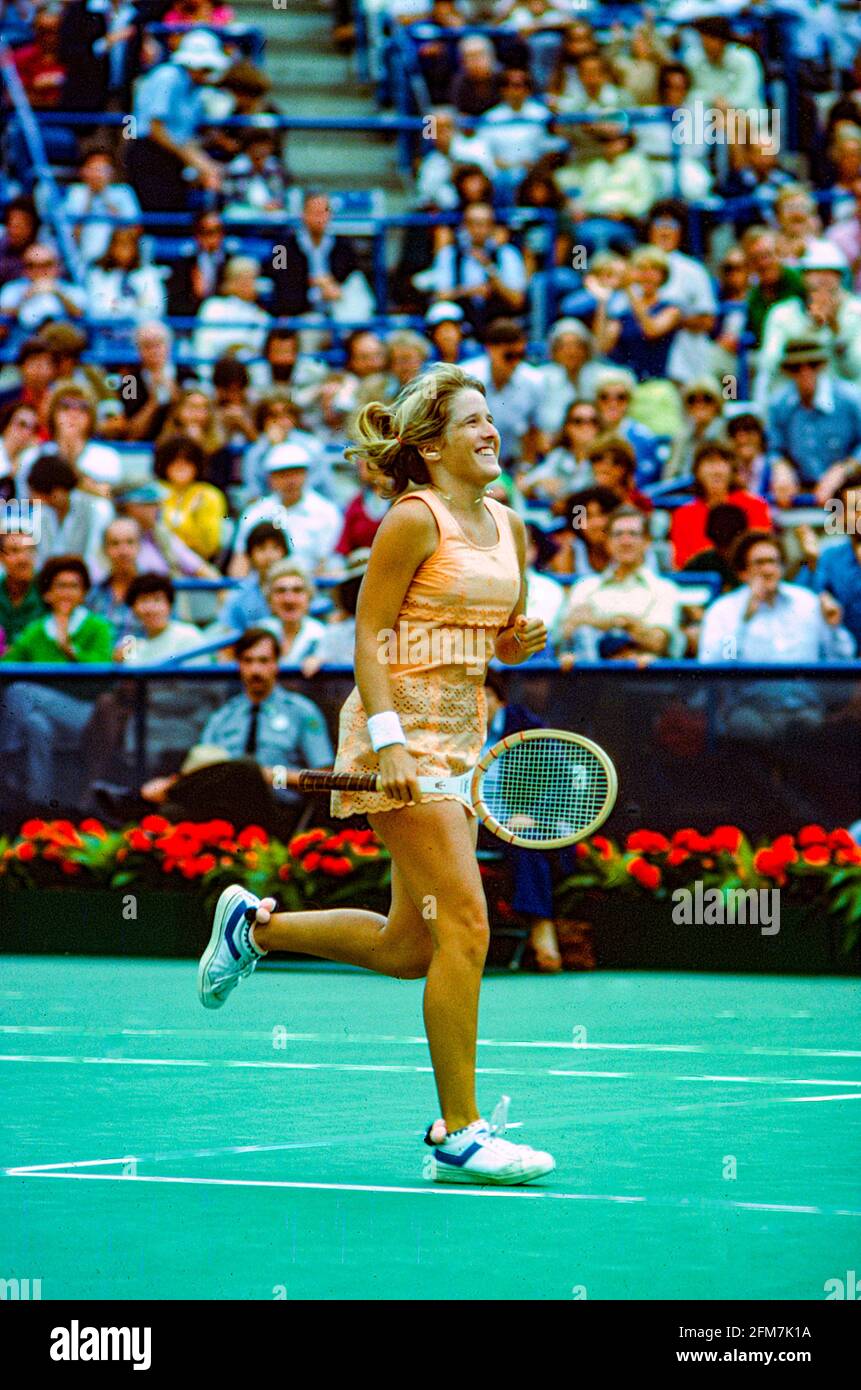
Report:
2,957,859,1301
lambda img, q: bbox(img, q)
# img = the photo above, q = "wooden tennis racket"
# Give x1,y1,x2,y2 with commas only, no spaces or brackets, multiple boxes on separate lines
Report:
297,728,617,850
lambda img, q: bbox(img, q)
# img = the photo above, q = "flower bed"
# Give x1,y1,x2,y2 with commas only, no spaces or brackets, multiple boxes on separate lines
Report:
1,819,858,971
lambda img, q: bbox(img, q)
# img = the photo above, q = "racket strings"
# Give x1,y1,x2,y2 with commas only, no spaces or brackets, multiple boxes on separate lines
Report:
480,738,610,843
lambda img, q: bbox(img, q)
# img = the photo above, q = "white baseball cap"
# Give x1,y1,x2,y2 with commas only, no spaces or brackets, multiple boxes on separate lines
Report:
265,442,313,472
172,31,230,74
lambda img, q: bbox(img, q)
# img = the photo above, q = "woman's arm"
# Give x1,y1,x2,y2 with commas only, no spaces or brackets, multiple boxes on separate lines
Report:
494,510,547,664
628,296,682,339
353,498,438,803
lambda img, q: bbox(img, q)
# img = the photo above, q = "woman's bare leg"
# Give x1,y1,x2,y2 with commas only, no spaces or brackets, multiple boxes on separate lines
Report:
251,857,432,979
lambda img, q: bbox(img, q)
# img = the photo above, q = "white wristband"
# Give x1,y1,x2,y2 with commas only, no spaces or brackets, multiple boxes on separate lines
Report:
367,711,406,753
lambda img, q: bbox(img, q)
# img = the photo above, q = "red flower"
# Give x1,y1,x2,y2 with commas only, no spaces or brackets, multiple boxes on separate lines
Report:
770,834,798,868
237,825,269,849
575,842,589,860
801,845,830,866
666,847,689,867
126,829,152,852
672,829,712,853
753,848,787,884
79,818,107,839
60,860,80,876
798,825,827,848
16,841,36,862
303,851,322,872
591,836,613,860
20,819,47,839
278,863,291,881
290,829,327,857
320,855,353,876
198,819,236,843
140,815,171,835
710,825,743,854
836,847,861,865
627,857,661,890
352,845,380,858
829,828,856,850
626,830,670,854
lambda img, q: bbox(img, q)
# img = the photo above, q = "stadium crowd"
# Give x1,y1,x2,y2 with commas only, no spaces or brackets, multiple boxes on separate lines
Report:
1,0,861,832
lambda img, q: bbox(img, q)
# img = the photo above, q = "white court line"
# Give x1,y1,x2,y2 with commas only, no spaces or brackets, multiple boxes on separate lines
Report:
2,1054,860,1088
1,1026,860,1061
5,1169,861,1218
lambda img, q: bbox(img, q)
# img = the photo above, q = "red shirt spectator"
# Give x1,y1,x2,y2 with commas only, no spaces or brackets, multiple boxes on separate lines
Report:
670,441,772,569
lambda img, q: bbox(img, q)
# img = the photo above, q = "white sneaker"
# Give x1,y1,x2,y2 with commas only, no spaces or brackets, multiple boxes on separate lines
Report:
198,885,266,1010
422,1096,555,1186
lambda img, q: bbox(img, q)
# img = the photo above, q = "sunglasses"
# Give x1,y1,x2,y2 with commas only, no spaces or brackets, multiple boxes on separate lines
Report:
687,393,718,404
597,390,629,401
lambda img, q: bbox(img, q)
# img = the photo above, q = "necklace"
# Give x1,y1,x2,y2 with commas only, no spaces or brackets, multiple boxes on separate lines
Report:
431,485,486,508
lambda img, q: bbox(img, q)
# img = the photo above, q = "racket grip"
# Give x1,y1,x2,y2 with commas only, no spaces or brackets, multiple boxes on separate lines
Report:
297,769,382,793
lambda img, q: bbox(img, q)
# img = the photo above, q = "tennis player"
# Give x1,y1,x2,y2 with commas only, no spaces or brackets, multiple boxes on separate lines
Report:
198,364,556,1185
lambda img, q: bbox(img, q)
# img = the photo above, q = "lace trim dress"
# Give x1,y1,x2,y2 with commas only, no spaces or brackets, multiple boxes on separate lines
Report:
330,487,521,818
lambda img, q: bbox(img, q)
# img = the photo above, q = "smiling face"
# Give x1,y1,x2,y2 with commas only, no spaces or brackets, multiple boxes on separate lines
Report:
269,573,310,626
132,588,171,638
238,635,279,701
695,451,733,498
104,518,140,574
44,568,86,617
608,512,647,567
741,539,782,597
269,467,307,507
431,387,501,489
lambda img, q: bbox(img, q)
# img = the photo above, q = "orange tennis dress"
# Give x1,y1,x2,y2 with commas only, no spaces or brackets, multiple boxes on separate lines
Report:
330,487,521,818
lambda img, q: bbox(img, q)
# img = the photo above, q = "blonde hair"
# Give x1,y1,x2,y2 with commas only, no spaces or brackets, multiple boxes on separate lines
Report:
345,363,485,498
264,557,312,601
158,386,224,456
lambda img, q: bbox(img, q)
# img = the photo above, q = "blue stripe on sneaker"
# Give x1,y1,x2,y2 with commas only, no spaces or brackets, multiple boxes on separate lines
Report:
433,1142,483,1168
224,899,250,961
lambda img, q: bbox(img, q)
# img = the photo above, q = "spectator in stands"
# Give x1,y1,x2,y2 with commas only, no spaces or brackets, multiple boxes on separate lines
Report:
241,393,317,505
128,28,229,211
519,399,599,504
670,441,772,571
118,572,207,664
217,520,289,637
270,191,362,318
637,62,711,201
547,19,598,107
755,246,861,408
594,246,681,382
37,322,118,421
252,327,329,403
0,555,113,810
726,412,768,495
773,185,840,267
210,358,258,488
646,200,718,383
666,377,725,480
163,0,235,29
27,454,114,574
217,61,282,162
743,226,803,348
421,202,528,335
12,6,67,109
99,626,331,835
556,505,681,663
113,480,215,579
0,338,56,426
464,318,546,467
223,132,289,218
0,243,86,347
415,107,496,211
24,382,123,496
480,67,556,183
590,366,661,482
64,146,142,267
523,523,566,631
0,401,39,499
767,339,861,503
0,528,45,645
827,174,861,290
686,17,765,113
157,384,225,473
425,301,469,364
302,547,369,675
86,516,142,637
324,330,388,430
59,0,143,113
448,34,500,116
586,435,653,514
233,441,341,576
335,453,390,556
116,321,183,442
720,135,797,224
545,485,615,577
351,331,433,414
0,197,40,287
85,226,167,352
167,211,231,317
260,560,326,663
535,318,601,436
193,257,271,370
680,502,749,592
698,531,855,737
814,474,861,648
563,127,657,255
154,434,228,563
714,247,750,360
